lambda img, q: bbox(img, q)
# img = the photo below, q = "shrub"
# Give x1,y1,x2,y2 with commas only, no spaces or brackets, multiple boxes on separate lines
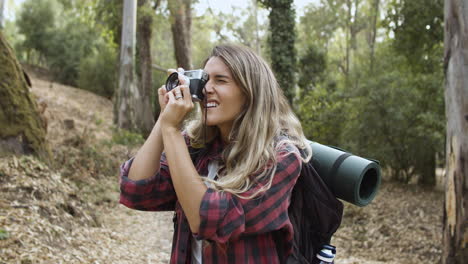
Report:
78,41,118,99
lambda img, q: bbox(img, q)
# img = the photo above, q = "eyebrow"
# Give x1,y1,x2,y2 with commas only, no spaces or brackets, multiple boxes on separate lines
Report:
213,74,231,79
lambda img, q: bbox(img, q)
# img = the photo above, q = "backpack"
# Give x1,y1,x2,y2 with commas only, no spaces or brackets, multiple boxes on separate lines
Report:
188,140,344,263
274,150,344,264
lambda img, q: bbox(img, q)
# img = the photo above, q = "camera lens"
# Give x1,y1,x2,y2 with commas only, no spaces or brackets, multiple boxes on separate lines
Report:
165,72,180,91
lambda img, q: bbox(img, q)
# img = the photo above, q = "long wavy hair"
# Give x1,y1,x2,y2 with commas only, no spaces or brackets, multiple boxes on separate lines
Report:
186,44,311,199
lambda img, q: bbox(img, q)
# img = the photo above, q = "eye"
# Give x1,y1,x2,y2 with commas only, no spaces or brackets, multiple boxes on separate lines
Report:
217,79,227,83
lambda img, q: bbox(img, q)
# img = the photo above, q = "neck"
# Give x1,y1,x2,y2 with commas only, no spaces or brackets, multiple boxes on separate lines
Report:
218,124,232,144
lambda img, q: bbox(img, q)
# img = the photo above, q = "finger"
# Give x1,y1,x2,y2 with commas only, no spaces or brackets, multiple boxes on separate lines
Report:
158,86,167,96
164,92,170,104
158,86,167,107
178,73,189,86
177,67,185,73
167,68,177,75
173,86,183,100
167,90,176,103
180,85,192,104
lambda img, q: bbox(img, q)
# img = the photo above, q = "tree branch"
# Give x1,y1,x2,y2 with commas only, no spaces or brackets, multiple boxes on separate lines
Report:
152,64,167,72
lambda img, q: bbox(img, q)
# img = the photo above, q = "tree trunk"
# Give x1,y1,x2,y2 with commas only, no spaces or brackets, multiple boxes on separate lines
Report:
136,0,155,137
417,147,436,186
368,0,380,73
252,0,261,54
0,32,50,160
345,0,351,77
115,0,139,131
442,0,468,263
168,0,192,69
259,0,296,105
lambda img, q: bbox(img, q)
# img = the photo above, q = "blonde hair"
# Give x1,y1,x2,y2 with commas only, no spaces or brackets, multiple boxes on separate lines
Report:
186,44,311,199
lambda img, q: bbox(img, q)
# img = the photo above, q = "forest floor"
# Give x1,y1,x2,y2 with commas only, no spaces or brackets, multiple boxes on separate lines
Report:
0,70,444,264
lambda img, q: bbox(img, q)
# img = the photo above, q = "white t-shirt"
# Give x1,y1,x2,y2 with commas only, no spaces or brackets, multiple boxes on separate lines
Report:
191,160,219,264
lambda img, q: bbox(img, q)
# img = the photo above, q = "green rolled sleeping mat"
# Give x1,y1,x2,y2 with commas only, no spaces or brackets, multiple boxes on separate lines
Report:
308,141,381,207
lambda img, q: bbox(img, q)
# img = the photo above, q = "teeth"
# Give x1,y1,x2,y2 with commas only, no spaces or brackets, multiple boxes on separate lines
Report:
206,102,218,108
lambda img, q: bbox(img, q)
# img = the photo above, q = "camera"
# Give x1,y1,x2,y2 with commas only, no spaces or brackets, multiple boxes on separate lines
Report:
165,69,209,101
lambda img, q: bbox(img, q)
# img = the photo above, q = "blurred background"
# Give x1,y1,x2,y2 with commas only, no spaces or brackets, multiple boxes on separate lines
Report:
0,0,449,263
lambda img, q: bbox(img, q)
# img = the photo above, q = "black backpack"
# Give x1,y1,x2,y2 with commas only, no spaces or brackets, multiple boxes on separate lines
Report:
274,154,344,264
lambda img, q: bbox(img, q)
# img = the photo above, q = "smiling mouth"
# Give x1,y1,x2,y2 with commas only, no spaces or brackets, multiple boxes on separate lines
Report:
205,102,219,108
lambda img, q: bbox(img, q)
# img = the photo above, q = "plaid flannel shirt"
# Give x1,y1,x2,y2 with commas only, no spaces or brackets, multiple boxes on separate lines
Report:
119,135,302,264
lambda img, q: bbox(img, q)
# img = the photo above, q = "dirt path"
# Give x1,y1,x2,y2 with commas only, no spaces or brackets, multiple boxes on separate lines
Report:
93,205,174,264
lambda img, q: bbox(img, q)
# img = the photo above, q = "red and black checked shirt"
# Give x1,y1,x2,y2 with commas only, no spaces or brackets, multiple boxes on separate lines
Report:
119,135,302,264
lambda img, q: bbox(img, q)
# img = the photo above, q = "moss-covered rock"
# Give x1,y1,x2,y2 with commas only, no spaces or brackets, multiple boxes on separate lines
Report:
0,32,50,161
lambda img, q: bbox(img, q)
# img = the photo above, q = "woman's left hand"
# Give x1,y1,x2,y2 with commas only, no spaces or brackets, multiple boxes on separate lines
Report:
159,75,194,130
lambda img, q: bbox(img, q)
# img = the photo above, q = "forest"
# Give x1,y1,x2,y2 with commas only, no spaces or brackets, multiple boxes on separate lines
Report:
0,0,467,263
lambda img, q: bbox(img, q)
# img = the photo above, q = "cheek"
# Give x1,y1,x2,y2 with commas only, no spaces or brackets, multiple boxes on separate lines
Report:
230,96,246,116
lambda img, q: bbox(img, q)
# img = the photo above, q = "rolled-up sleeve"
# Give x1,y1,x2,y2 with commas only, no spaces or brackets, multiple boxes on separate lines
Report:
119,155,177,211
194,148,302,243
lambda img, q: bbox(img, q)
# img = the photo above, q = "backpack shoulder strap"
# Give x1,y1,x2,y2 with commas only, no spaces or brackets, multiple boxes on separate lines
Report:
276,154,343,264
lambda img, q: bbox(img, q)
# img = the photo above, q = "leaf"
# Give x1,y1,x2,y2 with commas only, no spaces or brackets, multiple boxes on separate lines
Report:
0,229,10,240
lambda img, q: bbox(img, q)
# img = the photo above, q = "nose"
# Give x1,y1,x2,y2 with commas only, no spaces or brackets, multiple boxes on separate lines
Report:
203,80,214,95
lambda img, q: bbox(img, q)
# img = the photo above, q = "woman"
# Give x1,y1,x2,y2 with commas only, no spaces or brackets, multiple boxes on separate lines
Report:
119,44,311,263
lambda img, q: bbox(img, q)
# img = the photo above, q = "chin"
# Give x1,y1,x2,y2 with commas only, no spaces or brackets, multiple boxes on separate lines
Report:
205,119,217,126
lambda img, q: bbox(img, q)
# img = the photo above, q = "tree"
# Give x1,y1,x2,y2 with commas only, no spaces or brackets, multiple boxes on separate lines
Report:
135,0,158,136
442,0,468,262
95,0,165,130
259,0,296,104
116,0,139,131
95,0,123,48
386,0,444,73
297,1,341,54
16,0,57,64
296,0,445,185
46,19,99,86
385,0,444,185
0,32,50,160
168,0,192,69
368,0,380,72
252,0,261,54
297,45,327,91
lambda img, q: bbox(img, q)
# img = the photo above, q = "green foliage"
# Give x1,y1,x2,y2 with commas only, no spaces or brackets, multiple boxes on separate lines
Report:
298,45,327,91
111,128,145,147
385,0,443,72
260,0,297,104
191,14,214,67
0,229,9,240
345,46,444,181
95,0,123,47
3,19,23,54
297,1,341,51
10,0,446,184
78,40,118,99
297,79,343,147
15,0,120,93
16,0,58,61
296,0,445,184
45,20,100,86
